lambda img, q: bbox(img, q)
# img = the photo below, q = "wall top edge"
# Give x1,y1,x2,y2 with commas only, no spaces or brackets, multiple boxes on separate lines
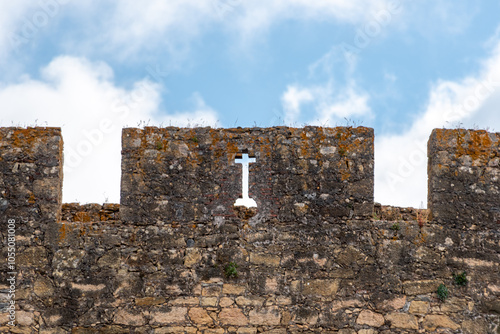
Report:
0,126,62,131
431,128,500,136
122,125,374,132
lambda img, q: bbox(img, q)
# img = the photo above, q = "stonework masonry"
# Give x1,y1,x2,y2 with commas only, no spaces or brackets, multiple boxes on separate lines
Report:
120,126,374,224
0,126,499,334
428,128,500,226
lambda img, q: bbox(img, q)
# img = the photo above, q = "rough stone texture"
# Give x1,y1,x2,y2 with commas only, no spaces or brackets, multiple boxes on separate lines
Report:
428,128,500,225
385,313,419,330
120,126,374,224
356,310,385,327
61,203,120,222
422,314,460,331
0,127,499,334
0,127,63,334
0,127,63,223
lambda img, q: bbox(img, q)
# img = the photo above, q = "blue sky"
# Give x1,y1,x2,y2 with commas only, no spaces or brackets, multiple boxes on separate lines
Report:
1,0,500,207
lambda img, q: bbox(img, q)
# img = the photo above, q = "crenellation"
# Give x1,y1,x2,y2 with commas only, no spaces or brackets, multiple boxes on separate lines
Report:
120,126,374,225
0,127,63,224
0,126,499,333
428,128,500,226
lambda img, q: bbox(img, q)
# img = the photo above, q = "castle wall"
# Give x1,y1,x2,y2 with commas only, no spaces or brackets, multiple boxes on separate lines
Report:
0,126,499,334
428,129,500,226
0,127,63,224
120,126,374,224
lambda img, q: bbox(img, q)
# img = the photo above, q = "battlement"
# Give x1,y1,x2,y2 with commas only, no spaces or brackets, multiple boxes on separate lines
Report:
0,127,63,223
428,128,500,226
1,126,499,333
3,126,498,224
120,126,374,224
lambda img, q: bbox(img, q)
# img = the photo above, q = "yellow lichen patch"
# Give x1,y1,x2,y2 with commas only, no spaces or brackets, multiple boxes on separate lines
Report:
75,211,91,222
462,130,493,164
335,127,355,181
226,141,239,161
256,136,272,158
2,127,61,160
209,131,225,162
28,193,36,204
58,222,67,241
434,129,495,164
299,131,310,159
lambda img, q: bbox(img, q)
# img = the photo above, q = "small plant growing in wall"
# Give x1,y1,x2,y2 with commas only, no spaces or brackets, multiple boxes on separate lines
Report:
224,262,239,278
437,284,449,301
391,222,400,231
453,271,468,286
156,141,163,150
416,202,427,228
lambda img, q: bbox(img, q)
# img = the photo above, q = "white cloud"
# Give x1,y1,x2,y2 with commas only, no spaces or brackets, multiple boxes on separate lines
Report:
281,79,371,126
1,0,400,63
103,0,395,40
0,56,219,204
375,38,500,208
230,0,394,40
281,86,314,124
280,27,500,208
0,1,38,59
402,1,479,36
0,0,480,67
314,85,371,124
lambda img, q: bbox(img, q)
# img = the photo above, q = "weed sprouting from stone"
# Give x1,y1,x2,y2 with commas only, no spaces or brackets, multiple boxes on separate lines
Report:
391,222,400,231
437,284,449,301
224,262,239,278
453,271,468,286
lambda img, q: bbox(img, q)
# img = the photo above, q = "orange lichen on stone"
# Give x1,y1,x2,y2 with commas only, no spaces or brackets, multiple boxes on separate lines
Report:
28,193,36,204
433,128,496,164
75,211,92,222
58,222,67,241
335,127,354,181
455,130,493,164
226,141,239,159
120,126,374,223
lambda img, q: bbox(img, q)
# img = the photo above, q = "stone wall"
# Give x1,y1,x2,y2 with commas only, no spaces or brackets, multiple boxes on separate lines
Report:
428,128,500,226
0,126,499,334
0,127,63,224
120,126,374,224
0,127,64,333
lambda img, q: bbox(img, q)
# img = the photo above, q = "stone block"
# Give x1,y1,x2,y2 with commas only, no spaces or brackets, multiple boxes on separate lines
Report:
188,307,213,325
151,307,188,325
303,279,340,297
219,308,249,326
249,306,280,325
409,301,429,314
385,313,418,330
422,314,460,331
356,310,385,327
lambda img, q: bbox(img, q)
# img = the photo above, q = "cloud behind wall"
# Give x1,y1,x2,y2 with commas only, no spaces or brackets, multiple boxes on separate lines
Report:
0,1,499,207
0,56,219,203
280,36,500,208
374,38,500,207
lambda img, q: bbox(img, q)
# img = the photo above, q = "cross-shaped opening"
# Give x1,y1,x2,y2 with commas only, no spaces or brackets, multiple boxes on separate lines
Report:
234,153,257,208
